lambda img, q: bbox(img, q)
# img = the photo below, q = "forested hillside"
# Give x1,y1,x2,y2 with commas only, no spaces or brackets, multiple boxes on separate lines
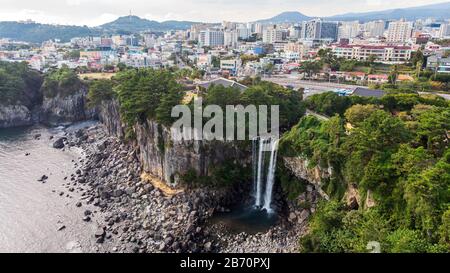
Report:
281,92,450,253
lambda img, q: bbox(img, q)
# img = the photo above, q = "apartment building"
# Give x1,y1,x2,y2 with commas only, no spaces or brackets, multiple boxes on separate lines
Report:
386,20,413,43
338,21,361,39
199,29,224,47
332,44,412,63
301,19,338,41
439,23,450,38
363,20,386,38
224,30,238,48
263,26,284,44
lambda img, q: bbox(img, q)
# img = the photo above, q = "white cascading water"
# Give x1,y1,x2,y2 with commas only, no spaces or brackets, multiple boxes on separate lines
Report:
255,138,266,207
252,137,258,200
262,139,279,213
253,137,279,213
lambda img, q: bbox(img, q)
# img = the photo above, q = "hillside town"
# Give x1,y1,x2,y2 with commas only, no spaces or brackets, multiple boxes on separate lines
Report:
1,16,450,94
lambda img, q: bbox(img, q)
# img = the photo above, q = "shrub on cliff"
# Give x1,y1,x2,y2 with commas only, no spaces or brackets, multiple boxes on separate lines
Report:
40,66,83,98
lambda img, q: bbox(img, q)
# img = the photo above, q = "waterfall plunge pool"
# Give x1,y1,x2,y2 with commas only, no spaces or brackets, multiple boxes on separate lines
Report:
208,206,278,235
207,138,280,235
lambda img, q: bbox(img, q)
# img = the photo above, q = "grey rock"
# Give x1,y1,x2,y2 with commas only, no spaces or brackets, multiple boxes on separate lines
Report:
53,138,66,149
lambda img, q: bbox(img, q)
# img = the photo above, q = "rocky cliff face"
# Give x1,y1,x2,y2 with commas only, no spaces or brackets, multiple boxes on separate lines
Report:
0,105,33,128
40,87,94,126
98,100,250,186
283,157,332,200
98,100,124,138
135,120,249,185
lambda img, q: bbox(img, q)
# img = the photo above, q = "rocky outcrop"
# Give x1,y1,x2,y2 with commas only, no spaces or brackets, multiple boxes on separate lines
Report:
98,100,124,138
0,105,33,128
135,119,249,185
40,87,94,126
283,157,331,200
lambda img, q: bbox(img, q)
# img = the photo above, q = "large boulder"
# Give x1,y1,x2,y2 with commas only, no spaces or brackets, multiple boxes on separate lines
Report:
53,137,66,149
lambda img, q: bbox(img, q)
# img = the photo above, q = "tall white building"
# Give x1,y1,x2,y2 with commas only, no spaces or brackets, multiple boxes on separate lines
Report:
237,26,251,40
439,23,450,38
338,21,361,39
199,29,225,47
364,20,385,38
254,23,264,35
224,30,238,48
386,20,413,43
263,26,283,43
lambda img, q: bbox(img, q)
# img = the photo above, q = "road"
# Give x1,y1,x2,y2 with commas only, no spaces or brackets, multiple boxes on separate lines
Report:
264,75,450,100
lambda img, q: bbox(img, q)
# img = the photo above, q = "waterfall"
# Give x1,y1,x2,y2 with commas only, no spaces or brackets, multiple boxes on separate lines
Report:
255,138,266,207
263,139,279,213
253,137,279,213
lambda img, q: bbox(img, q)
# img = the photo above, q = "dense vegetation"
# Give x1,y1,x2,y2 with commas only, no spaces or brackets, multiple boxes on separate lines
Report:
305,91,449,117
40,66,84,98
112,69,185,127
201,81,305,132
280,91,450,253
0,22,100,43
0,61,42,106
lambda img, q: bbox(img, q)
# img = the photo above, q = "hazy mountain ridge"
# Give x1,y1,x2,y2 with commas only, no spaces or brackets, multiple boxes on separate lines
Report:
326,1,450,21
257,1,450,23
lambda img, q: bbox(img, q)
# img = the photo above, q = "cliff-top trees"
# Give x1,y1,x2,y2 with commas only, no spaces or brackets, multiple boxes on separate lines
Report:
87,79,114,107
114,68,183,126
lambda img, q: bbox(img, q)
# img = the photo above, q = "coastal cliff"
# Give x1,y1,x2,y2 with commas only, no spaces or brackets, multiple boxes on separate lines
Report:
283,157,332,200
98,99,250,186
0,105,33,128
40,87,94,126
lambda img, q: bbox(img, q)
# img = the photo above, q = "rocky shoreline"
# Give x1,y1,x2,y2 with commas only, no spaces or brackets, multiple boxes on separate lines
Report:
52,123,316,253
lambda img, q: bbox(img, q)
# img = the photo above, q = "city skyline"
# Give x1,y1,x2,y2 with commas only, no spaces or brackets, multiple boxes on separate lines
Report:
0,0,449,26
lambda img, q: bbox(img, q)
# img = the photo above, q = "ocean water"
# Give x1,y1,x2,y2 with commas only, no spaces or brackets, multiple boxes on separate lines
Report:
0,125,96,253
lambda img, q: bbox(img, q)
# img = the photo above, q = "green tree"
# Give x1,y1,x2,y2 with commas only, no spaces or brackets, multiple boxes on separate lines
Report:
87,79,114,107
344,104,378,125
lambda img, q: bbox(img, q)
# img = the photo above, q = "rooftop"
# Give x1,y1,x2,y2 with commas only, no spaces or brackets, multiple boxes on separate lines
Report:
352,87,386,98
198,77,248,91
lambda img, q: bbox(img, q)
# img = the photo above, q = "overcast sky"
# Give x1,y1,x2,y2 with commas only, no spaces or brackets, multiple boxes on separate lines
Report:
0,0,448,26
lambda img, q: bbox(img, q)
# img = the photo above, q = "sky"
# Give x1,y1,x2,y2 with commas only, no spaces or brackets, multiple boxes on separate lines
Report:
0,0,448,26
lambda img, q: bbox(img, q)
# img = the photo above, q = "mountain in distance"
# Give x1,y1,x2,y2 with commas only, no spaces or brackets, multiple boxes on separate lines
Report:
256,11,312,23
326,1,450,21
100,15,198,33
0,22,103,44
0,15,198,43
257,2,450,23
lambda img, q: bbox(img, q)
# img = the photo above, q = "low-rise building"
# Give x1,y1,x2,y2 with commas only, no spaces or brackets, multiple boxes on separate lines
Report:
427,55,450,73
220,59,241,76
